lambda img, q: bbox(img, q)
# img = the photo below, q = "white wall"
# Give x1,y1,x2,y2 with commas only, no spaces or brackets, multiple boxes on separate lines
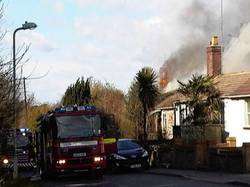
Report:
224,99,250,147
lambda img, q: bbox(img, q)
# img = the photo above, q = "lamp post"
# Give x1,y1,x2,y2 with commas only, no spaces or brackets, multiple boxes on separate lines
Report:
13,21,37,179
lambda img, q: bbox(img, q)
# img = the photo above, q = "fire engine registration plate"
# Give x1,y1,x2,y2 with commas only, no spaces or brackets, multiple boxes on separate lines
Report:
130,164,141,168
73,153,86,157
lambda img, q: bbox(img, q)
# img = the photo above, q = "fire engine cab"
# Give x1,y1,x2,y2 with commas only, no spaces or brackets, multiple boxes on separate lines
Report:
36,106,106,178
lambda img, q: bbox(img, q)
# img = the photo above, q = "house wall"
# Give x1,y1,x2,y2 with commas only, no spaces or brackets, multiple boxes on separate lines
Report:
161,110,174,139
147,111,161,140
224,99,250,147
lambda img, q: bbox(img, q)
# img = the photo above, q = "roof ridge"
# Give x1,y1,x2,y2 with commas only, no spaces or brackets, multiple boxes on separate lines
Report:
218,71,250,77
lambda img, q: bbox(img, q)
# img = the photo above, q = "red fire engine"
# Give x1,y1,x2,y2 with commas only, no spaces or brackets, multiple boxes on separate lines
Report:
36,106,106,178
0,129,35,171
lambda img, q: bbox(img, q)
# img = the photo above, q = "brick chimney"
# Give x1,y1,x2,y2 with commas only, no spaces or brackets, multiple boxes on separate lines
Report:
207,36,222,77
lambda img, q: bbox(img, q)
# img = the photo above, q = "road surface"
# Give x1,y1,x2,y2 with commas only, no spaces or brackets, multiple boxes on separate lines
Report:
27,171,237,187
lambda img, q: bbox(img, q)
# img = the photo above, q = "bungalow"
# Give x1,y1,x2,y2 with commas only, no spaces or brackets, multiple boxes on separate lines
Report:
151,36,250,147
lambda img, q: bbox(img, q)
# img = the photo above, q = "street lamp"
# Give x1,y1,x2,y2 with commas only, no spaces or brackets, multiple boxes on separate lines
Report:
22,22,37,30
12,21,37,179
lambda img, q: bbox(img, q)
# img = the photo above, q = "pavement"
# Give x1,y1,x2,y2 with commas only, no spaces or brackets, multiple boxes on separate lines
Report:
146,168,250,186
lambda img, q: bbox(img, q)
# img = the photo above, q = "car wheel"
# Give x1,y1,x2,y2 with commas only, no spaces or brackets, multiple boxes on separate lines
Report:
142,161,150,170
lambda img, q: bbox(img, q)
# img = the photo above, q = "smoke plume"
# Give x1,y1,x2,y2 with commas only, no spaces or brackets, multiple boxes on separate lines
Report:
223,23,250,73
160,0,250,91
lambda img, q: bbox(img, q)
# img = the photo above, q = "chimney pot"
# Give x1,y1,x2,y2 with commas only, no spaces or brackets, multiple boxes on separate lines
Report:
211,36,219,46
207,36,221,77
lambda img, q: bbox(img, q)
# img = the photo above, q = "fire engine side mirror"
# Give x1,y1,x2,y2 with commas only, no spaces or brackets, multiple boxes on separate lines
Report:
101,116,108,131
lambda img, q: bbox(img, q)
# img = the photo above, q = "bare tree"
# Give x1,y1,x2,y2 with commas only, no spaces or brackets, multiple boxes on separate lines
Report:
0,4,30,130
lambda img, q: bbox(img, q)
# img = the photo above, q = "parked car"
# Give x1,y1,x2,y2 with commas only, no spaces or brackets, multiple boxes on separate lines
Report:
107,139,149,172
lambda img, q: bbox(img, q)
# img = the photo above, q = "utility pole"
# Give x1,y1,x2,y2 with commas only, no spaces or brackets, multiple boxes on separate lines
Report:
21,69,49,129
220,0,224,46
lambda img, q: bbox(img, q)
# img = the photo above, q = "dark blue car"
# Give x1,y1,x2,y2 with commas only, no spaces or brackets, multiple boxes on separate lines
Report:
107,139,149,172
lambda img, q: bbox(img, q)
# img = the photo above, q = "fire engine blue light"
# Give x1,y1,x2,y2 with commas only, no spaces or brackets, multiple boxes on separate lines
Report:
60,108,66,112
55,107,66,113
85,106,96,110
65,106,74,112
55,106,96,113
77,106,96,111
77,106,85,111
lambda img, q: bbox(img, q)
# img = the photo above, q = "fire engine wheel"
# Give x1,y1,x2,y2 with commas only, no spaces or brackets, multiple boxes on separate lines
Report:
40,168,54,180
109,163,119,174
40,169,48,180
91,169,103,179
40,169,46,180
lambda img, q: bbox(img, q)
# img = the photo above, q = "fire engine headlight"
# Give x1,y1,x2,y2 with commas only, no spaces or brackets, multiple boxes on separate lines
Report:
57,159,66,165
3,159,9,164
94,156,104,162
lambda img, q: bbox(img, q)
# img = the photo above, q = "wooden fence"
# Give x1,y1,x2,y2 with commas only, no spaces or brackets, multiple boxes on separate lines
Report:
208,147,243,173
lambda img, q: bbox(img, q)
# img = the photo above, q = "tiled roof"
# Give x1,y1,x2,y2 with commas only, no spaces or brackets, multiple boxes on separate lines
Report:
156,91,185,109
156,72,250,109
213,72,250,97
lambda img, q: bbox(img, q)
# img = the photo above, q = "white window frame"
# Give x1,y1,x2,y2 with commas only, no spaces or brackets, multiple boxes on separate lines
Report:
245,99,250,128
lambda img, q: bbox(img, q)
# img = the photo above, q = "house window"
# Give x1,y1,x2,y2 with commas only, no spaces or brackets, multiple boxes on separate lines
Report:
247,99,250,127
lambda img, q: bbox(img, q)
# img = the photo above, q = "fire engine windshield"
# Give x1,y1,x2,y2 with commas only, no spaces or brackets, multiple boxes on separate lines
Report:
56,115,101,138
17,134,29,147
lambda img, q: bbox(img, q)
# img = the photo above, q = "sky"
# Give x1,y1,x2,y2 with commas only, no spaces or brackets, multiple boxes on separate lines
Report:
2,0,223,103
